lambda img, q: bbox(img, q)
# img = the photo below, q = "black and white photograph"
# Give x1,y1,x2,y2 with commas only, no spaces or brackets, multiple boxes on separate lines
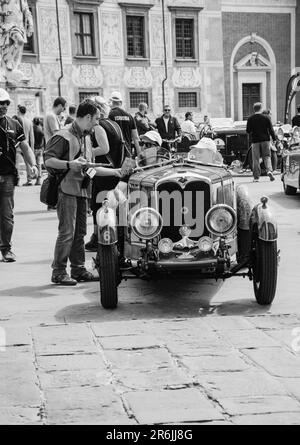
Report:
0,0,300,428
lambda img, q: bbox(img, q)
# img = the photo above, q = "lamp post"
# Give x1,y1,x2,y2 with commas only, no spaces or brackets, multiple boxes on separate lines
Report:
55,0,64,96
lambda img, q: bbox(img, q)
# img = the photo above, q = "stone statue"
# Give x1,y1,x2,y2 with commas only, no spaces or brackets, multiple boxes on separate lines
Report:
0,0,33,82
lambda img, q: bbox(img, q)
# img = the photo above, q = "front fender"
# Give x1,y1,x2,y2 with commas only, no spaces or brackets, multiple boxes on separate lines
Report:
250,197,278,241
236,184,253,230
96,205,118,245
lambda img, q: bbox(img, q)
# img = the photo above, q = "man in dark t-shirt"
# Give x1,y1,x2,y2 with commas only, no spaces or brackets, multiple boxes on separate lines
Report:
0,88,38,262
108,91,141,157
246,102,276,182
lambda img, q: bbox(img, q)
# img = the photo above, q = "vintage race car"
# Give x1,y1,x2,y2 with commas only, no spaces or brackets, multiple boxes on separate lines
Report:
280,126,300,195
96,147,279,310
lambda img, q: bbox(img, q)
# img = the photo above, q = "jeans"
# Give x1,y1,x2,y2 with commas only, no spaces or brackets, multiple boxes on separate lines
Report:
52,191,87,276
0,175,15,253
252,141,273,180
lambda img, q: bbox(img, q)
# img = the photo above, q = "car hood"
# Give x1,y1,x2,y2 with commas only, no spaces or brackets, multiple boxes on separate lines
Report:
130,162,232,188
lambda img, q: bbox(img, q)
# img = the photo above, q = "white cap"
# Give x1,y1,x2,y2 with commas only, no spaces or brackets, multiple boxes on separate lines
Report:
191,137,217,152
0,88,11,104
140,130,162,146
109,91,123,102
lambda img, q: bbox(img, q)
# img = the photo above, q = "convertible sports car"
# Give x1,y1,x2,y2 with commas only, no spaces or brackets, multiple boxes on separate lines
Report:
96,146,279,310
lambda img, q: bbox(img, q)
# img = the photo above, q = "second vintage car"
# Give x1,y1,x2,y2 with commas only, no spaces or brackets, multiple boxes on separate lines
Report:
95,139,279,310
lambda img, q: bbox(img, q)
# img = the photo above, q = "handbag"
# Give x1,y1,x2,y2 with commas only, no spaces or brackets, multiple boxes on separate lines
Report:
40,172,68,207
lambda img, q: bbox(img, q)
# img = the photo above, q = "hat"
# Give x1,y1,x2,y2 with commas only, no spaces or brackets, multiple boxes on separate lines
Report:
191,137,217,152
0,88,11,104
92,96,110,115
109,91,123,102
140,130,162,147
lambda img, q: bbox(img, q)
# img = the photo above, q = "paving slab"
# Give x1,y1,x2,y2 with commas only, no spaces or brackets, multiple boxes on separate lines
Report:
220,329,280,349
197,370,287,398
0,407,42,425
124,388,224,424
182,353,252,374
232,412,300,425
206,316,256,331
46,409,136,425
98,335,163,350
113,367,193,390
104,348,173,371
243,347,300,377
278,378,300,401
218,395,300,416
38,369,111,389
36,353,106,372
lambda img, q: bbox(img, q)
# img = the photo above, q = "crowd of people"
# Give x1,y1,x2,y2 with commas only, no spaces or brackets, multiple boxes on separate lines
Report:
1,85,299,284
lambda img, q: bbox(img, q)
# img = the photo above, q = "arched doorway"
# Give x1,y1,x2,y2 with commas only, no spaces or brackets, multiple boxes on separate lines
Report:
230,33,277,122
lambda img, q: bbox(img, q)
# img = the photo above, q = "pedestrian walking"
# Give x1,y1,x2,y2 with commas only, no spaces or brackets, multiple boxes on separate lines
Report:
108,91,141,157
292,104,300,127
246,102,276,182
16,105,35,186
0,89,38,263
44,99,122,286
32,117,45,185
44,96,67,144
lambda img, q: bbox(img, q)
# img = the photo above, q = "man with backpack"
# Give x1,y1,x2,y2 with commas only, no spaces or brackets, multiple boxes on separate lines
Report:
44,99,122,285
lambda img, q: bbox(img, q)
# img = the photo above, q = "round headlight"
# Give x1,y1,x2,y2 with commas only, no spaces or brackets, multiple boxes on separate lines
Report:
205,204,237,237
198,236,213,252
158,238,173,254
131,207,162,240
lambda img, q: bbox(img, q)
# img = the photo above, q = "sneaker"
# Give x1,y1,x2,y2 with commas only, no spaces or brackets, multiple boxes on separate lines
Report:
71,270,98,282
85,233,98,252
2,250,16,262
253,179,259,182
51,273,77,286
268,171,275,182
23,181,33,186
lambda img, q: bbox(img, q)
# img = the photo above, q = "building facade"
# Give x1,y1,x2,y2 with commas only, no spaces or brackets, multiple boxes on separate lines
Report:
4,0,300,123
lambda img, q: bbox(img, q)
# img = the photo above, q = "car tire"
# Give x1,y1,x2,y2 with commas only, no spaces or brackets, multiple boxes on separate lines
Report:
283,178,297,195
98,244,119,309
252,238,278,306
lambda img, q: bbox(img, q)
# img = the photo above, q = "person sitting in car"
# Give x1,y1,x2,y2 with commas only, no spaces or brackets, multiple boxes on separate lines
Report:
138,130,166,166
189,137,223,165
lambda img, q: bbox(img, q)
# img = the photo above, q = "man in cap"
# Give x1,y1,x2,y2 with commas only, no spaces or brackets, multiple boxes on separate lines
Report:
139,130,164,166
0,88,38,262
108,91,141,157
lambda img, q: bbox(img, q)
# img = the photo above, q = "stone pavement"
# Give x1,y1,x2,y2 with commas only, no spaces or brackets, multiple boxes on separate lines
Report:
1,174,300,425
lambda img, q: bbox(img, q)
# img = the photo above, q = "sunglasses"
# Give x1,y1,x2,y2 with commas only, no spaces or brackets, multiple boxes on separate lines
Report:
164,109,171,112
140,141,157,148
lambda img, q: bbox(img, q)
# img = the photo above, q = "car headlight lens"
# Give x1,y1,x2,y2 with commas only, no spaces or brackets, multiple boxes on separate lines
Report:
131,207,163,240
198,236,213,252
158,238,173,254
205,204,237,236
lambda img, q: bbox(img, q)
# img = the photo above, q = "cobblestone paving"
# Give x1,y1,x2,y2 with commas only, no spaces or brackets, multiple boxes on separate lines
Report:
2,315,300,425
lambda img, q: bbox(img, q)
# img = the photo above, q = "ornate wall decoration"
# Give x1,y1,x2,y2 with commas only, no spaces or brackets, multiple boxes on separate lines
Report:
102,66,123,87
72,65,103,88
124,67,153,88
150,15,170,61
38,6,71,59
172,67,202,88
101,13,122,59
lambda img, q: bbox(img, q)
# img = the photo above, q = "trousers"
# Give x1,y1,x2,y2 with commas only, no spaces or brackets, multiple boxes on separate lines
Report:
0,174,15,253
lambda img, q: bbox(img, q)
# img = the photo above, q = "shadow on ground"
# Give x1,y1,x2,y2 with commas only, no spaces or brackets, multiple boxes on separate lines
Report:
55,277,270,323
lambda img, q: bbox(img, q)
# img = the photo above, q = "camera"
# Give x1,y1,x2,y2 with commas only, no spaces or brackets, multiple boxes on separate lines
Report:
81,167,96,189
